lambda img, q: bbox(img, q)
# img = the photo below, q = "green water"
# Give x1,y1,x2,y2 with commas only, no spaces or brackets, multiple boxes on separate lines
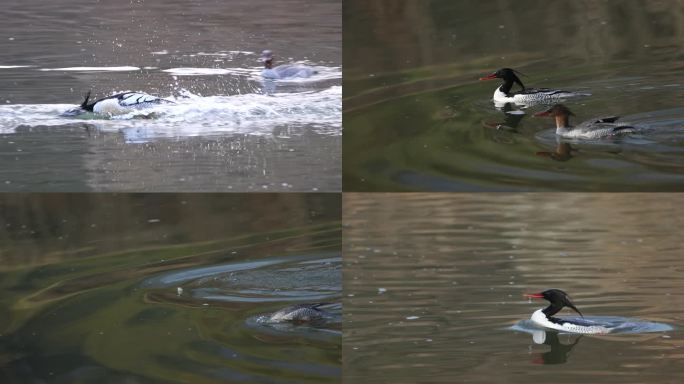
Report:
0,194,341,383
344,0,684,191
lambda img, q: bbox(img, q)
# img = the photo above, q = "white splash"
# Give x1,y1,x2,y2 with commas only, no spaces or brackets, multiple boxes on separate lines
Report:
162,67,234,76
39,66,141,72
0,87,342,142
0,65,34,69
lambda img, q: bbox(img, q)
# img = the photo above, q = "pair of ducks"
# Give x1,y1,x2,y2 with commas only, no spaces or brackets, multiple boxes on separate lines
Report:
480,68,637,139
62,50,316,117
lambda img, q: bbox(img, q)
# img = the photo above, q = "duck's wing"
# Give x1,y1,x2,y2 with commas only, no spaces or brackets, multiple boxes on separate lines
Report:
574,122,636,138
593,116,620,124
516,87,572,96
611,125,635,132
115,92,170,106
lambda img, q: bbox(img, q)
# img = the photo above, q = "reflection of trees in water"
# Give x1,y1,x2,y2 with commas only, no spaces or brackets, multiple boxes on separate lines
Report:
347,0,684,72
0,194,340,267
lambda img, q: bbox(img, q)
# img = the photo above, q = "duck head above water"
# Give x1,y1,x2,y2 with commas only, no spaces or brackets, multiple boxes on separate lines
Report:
534,104,574,128
479,68,526,94
260,49,274,69
524,288,583,317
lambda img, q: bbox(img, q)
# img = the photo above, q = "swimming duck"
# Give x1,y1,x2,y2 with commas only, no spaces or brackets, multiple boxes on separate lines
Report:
479,68,590,105
525,289,610,334
268,303,331,324
61,91,173,117
534,104,637,139
260,50,317,79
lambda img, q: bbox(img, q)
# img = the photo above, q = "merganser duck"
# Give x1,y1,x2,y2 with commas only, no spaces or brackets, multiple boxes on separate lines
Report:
524,289,610,334
268,303,331,324
534,104,637,139
479,68,590,105
61,91,173,117
260,50,317,79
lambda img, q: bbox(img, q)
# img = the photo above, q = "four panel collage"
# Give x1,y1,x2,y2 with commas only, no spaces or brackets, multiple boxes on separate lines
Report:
1,1,683,383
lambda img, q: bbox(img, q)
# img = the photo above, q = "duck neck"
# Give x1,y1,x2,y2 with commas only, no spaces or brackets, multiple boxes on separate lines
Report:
499,75,525,95
555,115,570,129
499,79,514,95
542,302,563,317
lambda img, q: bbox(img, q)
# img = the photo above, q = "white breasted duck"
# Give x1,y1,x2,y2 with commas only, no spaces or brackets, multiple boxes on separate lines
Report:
61,91,173,117
479,68,590,105
524,289,610,334
534,104,637,139
260,50,317,79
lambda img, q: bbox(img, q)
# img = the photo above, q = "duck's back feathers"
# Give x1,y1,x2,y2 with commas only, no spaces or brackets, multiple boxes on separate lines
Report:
62,91,173,117
92,92,172,115
269,303,331,323
593,116,621,124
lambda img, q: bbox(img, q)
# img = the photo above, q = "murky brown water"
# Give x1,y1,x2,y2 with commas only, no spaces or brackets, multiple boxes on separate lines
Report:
344,193,684,383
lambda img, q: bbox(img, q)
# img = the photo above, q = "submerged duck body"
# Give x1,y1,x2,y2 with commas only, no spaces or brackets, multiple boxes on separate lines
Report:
262,65,316,79
480,68,590,105
268,303,331,324
525,289,610,334
61,91,172,117
535,104,637,139
260,49,317,79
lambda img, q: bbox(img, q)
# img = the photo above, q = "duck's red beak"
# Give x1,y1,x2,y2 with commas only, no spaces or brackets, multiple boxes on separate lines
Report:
479,73,498,81
533,111,551,117
524,293,544,299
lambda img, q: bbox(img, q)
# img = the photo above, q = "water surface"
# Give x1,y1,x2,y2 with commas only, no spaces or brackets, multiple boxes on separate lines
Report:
344,193,684,383
0,194,341,383
343,0,684,191
0,0,341,191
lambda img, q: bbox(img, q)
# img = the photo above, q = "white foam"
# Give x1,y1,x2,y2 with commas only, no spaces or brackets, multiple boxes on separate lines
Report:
0,86,342,143
253,64,342,83
162,67,233,76
196,50,255,57
0,65,33,69
39,66,140,72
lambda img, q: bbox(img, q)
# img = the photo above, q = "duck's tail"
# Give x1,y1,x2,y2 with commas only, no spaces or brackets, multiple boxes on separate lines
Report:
80,91,94,111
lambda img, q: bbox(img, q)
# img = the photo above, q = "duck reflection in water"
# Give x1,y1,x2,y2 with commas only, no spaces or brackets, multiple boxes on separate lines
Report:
483,102,526,132
482,102,577,162
536,142,576,162
529,330,582,365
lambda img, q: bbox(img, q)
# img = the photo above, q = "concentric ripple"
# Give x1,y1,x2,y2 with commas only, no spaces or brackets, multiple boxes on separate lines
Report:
140,253,341,303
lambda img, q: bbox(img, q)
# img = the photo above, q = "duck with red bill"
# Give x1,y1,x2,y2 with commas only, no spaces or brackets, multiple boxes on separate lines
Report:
478,68,590,105
523,289,613,334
